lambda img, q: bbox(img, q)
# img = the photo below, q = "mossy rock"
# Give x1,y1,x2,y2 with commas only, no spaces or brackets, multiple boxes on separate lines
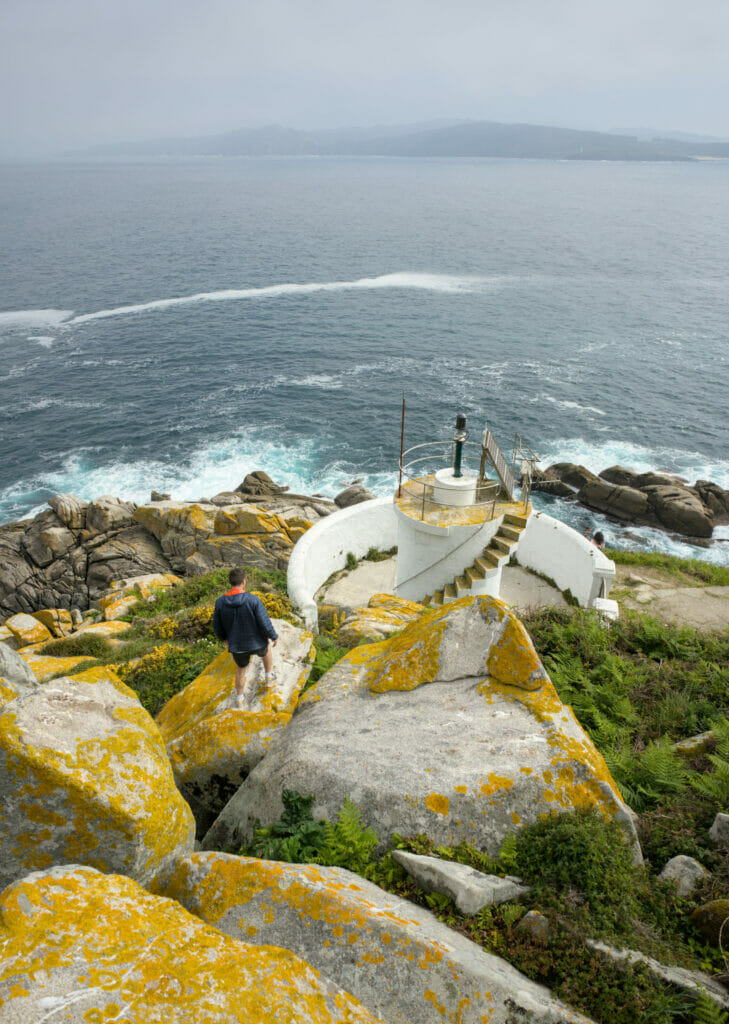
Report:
691,899,729,946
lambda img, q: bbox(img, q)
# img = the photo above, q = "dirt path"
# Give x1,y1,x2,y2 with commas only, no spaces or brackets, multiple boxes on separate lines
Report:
612,565,729,632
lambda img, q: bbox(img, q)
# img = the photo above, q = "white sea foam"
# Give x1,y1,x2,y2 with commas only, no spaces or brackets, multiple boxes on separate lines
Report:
0,430,397,527
28,335,56,347
541,396,606,417
0,309,72,330
67,272,486,324
538,437,729,490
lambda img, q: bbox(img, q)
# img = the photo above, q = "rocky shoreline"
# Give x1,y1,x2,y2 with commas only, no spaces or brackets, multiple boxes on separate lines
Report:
532,463,729,546
0,470,376,623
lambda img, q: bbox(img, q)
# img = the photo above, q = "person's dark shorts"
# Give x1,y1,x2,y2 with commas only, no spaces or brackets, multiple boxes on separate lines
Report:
230,645,269,668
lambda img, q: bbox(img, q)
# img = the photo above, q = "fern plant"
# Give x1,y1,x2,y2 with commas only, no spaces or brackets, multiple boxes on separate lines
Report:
321,798,379,875
693,989,728,1024
248,790,328,862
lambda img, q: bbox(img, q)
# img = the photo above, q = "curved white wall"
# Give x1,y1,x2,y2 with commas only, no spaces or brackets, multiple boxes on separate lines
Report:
516,511,615,607
287,497,398,630
395,507,502,602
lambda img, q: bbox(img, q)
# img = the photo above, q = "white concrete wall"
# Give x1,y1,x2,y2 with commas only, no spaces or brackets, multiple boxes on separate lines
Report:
287,497,398,631
395,507,502,602
516,511,615,607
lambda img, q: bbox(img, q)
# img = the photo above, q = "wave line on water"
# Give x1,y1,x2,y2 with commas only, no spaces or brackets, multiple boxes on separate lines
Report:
67,272,490,324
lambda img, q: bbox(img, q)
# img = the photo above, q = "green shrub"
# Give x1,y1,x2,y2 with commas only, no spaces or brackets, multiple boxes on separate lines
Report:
345,552,357,570
306,635,351,687
117,638,221,715
514,809,639,932
123,567,288,620
40,634,114,659
245,791,379,875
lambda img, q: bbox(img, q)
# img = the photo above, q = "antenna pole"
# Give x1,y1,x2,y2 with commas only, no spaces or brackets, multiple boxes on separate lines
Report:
397,395,406,498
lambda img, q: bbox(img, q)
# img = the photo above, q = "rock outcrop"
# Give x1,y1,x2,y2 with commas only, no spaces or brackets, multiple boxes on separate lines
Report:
0,495,171,620
203,596,636,859
156,621,314,834
0,475,334,623
0,864,382,1024
336,593,424,644
157,851,595,1024
531,462,728,540
0,672,195,890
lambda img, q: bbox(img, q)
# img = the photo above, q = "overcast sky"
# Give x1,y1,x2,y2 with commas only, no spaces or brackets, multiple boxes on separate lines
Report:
2,0,729,157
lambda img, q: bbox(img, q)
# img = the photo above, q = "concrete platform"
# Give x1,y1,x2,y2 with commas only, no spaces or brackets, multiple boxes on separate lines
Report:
316,559,566,615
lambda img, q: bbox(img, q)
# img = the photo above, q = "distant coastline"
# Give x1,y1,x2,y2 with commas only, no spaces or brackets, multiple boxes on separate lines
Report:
67,118,729,163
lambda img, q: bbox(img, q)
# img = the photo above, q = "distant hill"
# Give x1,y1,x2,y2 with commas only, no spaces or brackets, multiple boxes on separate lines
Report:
70,120,729,161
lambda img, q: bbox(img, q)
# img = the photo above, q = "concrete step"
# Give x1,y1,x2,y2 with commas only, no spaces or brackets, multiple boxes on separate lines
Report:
491,535,516,555
428,591,444,606
477,551,502,571
499,524,523,542
454,575,470,595
443,583,457,602
504,512,528,528
465,565,485,586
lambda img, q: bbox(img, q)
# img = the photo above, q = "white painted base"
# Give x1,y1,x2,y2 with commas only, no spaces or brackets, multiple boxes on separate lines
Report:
432,468,478,507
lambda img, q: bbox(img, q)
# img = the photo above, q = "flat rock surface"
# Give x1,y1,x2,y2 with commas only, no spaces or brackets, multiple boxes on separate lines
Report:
613,566,729,631
204,597,634,859
0,864,382,1024
392,849,530,914
158,852,595,1024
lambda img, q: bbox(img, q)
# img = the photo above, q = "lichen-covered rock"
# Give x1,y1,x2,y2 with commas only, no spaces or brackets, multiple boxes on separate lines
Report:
337,594,424,644
0,864,383,1024
14,646,93,683
203,596,636,859
157,852,594,1024
74,618,132,639
134,500,305,574
0,674,195,890
0,644,39,708
31,607,74,637
48,492,89,529
156,621,314,833
98,571,183,620
4,612,53,647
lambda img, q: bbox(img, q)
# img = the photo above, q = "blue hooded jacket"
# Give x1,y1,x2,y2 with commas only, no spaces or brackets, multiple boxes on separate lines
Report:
212,591,278,653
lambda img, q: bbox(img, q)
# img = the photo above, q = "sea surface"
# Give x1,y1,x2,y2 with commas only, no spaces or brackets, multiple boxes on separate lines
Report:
1,156,728,562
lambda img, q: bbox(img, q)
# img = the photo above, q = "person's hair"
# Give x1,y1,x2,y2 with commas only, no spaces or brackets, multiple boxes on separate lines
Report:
228,568,246,586
593,531,605,546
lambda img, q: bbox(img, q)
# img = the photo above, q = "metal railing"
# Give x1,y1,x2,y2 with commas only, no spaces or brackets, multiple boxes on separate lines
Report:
398,440,502,522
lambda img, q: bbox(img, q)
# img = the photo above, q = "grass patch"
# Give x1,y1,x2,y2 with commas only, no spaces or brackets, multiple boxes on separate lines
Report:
122,567,288,620
116,638,222,716
607,548,729,587
306,635,352,689
40,634,114,659
522,607,729,818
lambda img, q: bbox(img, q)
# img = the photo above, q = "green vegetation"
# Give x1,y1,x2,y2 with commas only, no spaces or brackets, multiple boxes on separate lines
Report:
52,566,292,714
41,634,114,659
307,634,351,688
245,790,378,876
607,548,729,587
522,607,729,815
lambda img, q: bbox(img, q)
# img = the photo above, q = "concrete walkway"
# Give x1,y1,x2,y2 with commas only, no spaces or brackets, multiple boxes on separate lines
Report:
317,559,566,614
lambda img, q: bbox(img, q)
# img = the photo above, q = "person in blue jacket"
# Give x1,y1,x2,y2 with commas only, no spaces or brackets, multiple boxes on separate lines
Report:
213,567,278,708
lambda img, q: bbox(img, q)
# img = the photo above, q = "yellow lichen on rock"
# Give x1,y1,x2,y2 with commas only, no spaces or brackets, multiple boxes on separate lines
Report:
214,505,282,535
4,613,53,647
337,595,425,646
0,675,195,889
0,865,382,1024
75,618,132,639
32,608,73,637
482,599,549,692
15,649,93,683
362,603,451,693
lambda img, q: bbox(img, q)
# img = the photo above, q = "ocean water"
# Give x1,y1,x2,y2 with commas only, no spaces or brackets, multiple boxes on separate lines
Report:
1,156,728,562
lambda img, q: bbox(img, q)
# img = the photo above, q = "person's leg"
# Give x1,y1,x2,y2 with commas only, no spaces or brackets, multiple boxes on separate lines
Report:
234,663,247,696
261,643,273,675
